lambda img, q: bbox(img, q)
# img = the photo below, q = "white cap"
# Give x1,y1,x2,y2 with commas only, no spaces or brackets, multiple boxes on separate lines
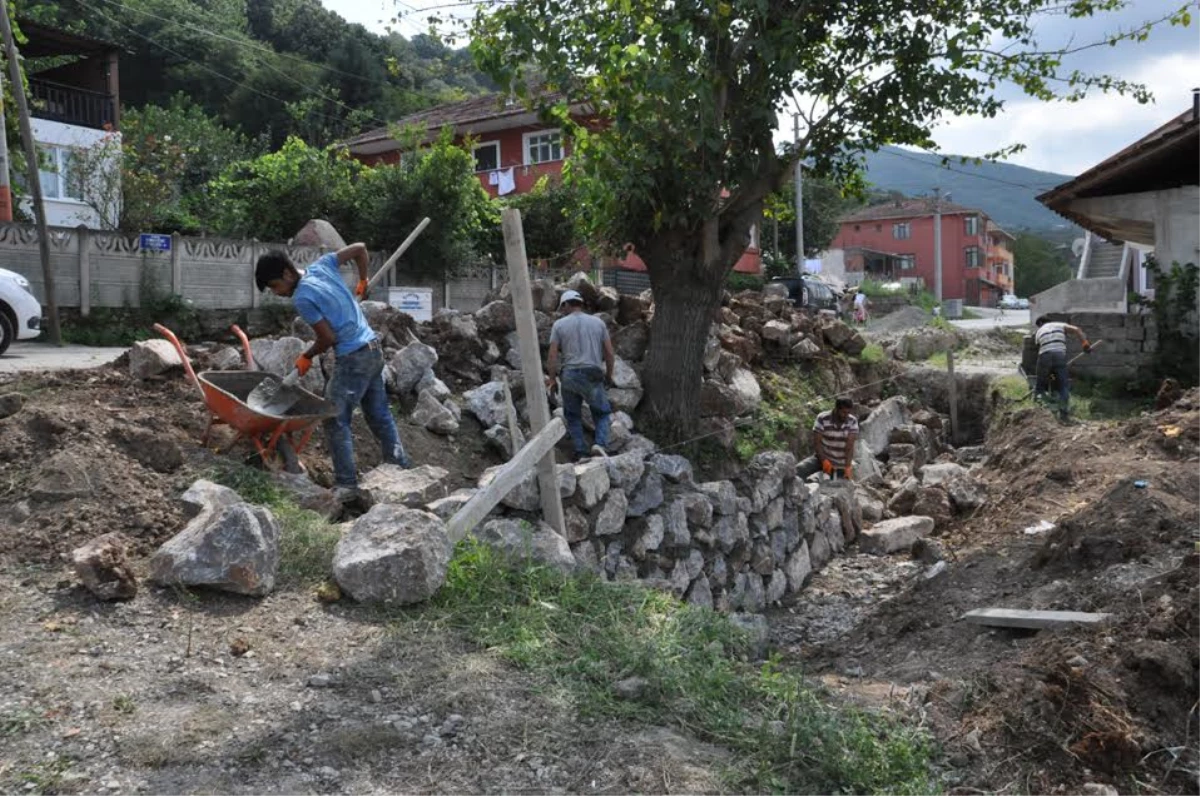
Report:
558,289,584,307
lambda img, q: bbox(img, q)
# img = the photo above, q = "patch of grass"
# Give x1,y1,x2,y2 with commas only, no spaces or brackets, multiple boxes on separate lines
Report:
422,541,938,794
112,694,137,715
732,367,822,461
13,758,74,794
859,343,885,364
209,464,340,586
961,308,982,320
0,707,43,737
924,351,948,369
993,375,1030,403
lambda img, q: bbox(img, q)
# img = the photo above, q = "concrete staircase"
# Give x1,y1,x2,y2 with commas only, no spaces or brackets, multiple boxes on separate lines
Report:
1082,238,1126,279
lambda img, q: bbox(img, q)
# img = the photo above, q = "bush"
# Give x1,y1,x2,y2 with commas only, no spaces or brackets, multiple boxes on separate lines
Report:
500,174,585,267
1133,257,1199,386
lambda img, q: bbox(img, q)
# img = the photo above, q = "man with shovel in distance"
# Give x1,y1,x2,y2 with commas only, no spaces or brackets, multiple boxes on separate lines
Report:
1034,316,1092,422
256,244,411,499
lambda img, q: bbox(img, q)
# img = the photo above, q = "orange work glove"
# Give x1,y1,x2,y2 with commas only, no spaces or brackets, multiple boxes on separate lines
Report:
294,354,313,377
1082,340,1091,353
844,465,854,481
355,278,369,299
821,459,833,475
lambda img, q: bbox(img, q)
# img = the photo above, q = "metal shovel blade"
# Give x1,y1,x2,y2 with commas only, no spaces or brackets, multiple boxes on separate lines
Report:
247,374,303,415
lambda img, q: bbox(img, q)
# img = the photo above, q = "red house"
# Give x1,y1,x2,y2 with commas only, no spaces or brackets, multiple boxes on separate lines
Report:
830,198,1014,305
343,92,761,275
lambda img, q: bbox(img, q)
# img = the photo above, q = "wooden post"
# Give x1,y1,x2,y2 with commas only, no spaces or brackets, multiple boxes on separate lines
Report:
170,232,182,296
502,207,565,535
502,379,526,454
947,348,959,444
77,225,90,317
250,241,261,309
1,0,59,343
446,418,565,543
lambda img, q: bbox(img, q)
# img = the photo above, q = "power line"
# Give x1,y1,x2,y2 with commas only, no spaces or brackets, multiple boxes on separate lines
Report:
877,146,1063,191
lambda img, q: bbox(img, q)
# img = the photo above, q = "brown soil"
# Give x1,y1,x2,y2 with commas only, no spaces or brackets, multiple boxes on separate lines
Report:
776,393,1200,794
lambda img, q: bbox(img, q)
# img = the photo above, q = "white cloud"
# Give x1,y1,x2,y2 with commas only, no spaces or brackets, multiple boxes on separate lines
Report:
927,51,1200,174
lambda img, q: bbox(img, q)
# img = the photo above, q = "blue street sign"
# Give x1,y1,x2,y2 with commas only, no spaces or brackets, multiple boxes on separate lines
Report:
139,233,171,252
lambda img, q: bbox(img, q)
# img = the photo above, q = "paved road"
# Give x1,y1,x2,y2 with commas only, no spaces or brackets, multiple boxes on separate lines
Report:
0,342,127,374
950,307,1031,330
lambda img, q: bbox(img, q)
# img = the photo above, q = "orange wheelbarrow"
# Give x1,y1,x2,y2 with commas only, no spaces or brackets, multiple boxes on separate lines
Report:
153,323,336,471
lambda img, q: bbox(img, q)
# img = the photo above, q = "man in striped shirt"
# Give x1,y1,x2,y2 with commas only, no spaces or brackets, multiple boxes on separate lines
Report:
1034,316,1091,421
812,397,859,480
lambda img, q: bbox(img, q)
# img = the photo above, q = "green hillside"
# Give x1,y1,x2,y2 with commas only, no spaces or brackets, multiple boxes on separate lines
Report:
861,146,1079,232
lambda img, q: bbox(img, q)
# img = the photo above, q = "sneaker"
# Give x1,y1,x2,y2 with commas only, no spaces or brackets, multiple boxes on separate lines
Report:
590,444,609,458
333,486,360,504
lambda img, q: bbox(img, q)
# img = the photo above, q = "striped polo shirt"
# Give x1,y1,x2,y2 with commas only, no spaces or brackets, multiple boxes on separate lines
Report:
1035,322,1069,355
813,410,859,468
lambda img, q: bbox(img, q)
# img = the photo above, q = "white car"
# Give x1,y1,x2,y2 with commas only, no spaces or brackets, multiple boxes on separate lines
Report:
998,294,1022,310
0,267,43,356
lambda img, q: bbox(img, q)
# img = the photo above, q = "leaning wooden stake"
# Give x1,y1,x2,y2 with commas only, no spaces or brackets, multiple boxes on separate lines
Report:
501,380,526,454
501,207,565,535
947,347,959,445
446,418,565,543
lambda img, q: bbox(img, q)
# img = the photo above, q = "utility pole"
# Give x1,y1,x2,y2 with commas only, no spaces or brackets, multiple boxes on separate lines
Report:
792,114,804,274
0,0,59,343
0,64,10,223
933,187,943,304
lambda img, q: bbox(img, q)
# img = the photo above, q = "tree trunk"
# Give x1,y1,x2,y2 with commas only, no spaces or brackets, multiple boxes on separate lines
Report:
639,243,724,441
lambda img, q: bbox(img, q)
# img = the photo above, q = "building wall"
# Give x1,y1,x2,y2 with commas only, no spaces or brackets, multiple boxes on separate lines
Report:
831,210,995,301
1021,311,1159,382
26,118,119,229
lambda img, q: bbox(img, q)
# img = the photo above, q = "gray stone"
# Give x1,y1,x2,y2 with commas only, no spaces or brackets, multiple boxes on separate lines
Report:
564,506,590,543
790,338,822,359
0,392,24,419
477,465,538,511
424,488,477,521
611,356,642,391
571,540,602,573
678,492,714,528
272,472,340,520
150,503,280,596
859,516,935,555
809,529,832,570
608,386,643,413
708,555,729,590
626,469,664,517
565,271,600,305
622,434,657,455
714,513,749,553
819,481,862,544
760,320,791,345
180,479,242,520
333,505,451,605
742,574,767,613
919,462,968,487
482,340,501,364
129,339,183,380
605,451,646,490
591,489,628,536
769,530,788,564
73,533,137,601
209,346,243,371
698,481,739,515
573,459,611,509
475,300,516,333
686,575,713,609
483,424,515,458
857,491,885,523
648,454,693,484
785,540,811,592
660,500,690,546
729,613,769,657
946,475,987,512
859,397,910,456
473,519,576,574
911,537,946,564
750,540,775,575
595,285,619,313
389,341,438,395
727,368,762,414
853,440,884,487
248,336,325,392
361,465,453,508
438,310,480,342
912,487,954,529
766,569,787,604
612,321,649,362
463,381,509,428
410,389,459,435
613,676,650,701
630,515,665,558
742,451,796,512
416,371,452,402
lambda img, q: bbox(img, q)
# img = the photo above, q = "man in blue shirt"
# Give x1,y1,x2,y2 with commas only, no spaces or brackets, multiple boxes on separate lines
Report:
255,244,411,494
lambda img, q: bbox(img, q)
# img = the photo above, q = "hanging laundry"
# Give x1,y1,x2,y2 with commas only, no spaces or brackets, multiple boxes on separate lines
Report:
487,170,501,186
496,167,517,196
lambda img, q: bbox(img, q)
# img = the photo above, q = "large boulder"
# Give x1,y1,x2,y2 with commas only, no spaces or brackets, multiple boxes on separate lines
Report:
150,503,281,596
605,451,646,490
617,294,650,325
573,459,611,509
912,487,953,529
478,463,576,511
820,320,866,356
473,519,576,574
700,380,742,418
918,462,968,487
741,451,796,513
859,516,934,555
612,321,650,362
249,336,325,393
648,453,693,485
727,368,762,414
389,341,438,396
591,489,628,536
463,381,509,428
180,480,242,520
859,397,911,457
946,475,987,512
608,357,644,412
424,488,477,521
292,218,346,249
360,464,453,508
565,271,600,305
626,469,664,518
73,533,137,601
129,339,183,380
272,472,341,519
333,505,451,604
475,300,516,333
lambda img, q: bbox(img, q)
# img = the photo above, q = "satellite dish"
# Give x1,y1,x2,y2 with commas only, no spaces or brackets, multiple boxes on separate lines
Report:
1071,238,1086,258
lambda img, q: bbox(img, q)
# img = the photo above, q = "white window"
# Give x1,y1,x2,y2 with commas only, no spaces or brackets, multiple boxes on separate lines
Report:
892,222,911,240
965,246,981,268
965,215,979,235
473,141,500,173
38,145,82,201
898,255,915,270
523,130,563,165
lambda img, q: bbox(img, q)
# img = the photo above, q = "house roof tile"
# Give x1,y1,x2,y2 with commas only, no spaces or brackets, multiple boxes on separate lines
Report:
343,90,568,148
838,197,980,224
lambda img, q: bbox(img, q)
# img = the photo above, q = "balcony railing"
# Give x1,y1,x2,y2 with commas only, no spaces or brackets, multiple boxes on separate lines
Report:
29,79,116,131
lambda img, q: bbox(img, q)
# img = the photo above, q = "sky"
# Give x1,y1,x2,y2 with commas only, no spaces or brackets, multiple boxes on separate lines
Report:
321,0,1199,176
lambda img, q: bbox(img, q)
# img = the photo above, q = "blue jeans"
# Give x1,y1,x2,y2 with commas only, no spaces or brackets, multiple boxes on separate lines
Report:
1035,351,1070,417
560,366,611,454
324,344,410,487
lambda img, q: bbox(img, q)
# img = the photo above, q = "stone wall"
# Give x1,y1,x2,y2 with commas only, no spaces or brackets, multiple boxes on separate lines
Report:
1022,311,1159,382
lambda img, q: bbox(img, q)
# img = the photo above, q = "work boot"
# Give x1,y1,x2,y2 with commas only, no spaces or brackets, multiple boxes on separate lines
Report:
590,444,609,459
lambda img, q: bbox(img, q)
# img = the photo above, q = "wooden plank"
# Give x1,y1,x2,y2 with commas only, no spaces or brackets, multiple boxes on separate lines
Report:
502,207,565,535
961,608,1112,630
947,348,959,444
445,417,565,543
502,379,526,455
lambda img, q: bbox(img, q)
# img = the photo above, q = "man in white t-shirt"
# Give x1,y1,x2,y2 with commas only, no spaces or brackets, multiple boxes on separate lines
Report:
1034,316,1091,421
